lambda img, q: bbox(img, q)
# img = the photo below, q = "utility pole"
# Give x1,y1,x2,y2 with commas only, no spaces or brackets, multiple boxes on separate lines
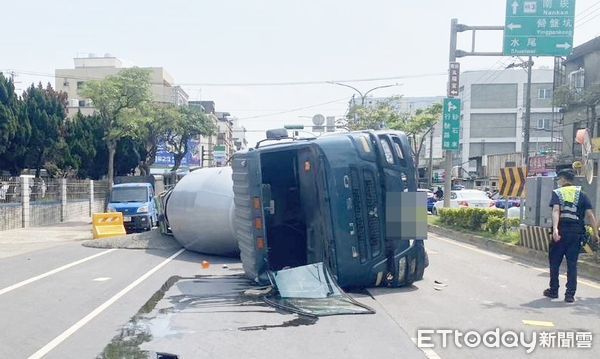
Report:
444,18,459,208
523,56,533,169
428,127,434,189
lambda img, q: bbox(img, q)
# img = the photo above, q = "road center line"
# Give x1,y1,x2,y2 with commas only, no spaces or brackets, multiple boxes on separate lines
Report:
27,248,185,359
430,233,600,290
0,249,118,296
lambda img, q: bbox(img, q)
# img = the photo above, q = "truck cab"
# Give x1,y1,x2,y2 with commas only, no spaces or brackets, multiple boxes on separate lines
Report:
232,130,428,288
107,181,158,232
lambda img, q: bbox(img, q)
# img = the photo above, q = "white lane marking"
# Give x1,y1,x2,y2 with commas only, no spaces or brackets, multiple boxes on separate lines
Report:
0,249,117,296
430,233,600,290
27,248,185,359
411,338,442,359
92,277,111,282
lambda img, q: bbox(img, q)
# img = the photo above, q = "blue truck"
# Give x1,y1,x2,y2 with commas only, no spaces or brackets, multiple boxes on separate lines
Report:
107,176,158,232
231,129,428,288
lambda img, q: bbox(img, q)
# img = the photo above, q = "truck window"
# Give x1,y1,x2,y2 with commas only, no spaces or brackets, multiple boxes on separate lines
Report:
110,187,148,203
379,137,395,164
391,137,408,167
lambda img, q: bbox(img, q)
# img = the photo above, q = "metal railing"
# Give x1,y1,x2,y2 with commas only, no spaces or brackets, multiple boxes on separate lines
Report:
0,176,22,231
0,177,109,231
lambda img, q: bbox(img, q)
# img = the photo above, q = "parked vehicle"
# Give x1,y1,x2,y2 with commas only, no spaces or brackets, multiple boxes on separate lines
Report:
494,197,521,209
107,176,158,232
432,189,495,215
418,188,436,213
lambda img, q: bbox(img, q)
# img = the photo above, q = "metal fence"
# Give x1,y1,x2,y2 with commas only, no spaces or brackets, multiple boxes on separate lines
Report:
30,178,61,227
0,177,109,231
0,176,22,231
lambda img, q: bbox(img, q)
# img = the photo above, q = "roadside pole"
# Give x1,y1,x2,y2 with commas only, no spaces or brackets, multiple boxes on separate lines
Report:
523,56,533,169
444,19,458,208
428,127,434,189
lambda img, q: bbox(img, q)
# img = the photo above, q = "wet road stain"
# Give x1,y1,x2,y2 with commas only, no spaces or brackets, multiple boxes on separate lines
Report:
98,275,314,358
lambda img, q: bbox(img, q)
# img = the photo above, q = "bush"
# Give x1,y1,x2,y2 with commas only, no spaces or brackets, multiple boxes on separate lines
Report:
486,217,504,234
438,207,521,235
439,208,500,231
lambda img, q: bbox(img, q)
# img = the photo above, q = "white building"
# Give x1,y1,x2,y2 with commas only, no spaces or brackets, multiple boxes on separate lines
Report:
55,54,188,117
458,68,560,173
231,118,248,151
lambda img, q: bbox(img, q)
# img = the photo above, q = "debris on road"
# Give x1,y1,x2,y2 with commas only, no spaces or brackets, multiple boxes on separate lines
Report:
82,229,182,251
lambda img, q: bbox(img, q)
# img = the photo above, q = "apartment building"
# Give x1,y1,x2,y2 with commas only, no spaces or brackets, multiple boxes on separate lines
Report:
459,68,560,173
55,54,188,117
558,36,600,162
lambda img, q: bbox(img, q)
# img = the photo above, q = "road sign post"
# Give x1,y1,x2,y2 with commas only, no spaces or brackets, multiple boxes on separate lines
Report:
503,0,576,56
442,98,461,151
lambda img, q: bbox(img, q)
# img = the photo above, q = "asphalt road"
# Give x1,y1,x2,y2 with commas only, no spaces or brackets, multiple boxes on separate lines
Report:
369,232,600,359
0,233,598,358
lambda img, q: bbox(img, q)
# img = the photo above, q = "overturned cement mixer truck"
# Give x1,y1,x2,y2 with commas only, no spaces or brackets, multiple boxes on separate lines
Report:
159,129,428,288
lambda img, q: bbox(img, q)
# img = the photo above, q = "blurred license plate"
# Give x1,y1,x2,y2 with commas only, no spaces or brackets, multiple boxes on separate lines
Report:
124,216,131,222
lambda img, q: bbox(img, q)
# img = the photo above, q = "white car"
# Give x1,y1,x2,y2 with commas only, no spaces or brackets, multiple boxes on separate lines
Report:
432,189,495,215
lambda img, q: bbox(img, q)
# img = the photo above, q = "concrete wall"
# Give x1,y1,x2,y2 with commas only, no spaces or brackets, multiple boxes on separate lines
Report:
471,84,518,109
0,204,22,231
526,83,554,109
469,142,516,157
30,202,61,227
470,113,517,138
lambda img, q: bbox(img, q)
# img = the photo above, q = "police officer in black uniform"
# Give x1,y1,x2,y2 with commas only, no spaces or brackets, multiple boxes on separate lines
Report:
544,170,599,303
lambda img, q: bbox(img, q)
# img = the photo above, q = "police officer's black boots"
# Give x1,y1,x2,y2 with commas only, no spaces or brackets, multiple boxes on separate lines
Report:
543,288,558,299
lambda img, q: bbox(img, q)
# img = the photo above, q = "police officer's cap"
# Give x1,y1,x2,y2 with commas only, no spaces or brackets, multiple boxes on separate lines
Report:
557,169,575,181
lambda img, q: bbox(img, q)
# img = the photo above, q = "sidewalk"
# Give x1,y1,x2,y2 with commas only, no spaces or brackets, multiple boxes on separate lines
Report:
0,221,93,259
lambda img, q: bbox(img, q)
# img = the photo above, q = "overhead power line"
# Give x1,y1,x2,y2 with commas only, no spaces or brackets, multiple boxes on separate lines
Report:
1,69,447,88
238,98,349,120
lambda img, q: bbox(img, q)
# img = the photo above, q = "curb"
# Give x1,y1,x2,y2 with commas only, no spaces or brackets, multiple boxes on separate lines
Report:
428,224,600,281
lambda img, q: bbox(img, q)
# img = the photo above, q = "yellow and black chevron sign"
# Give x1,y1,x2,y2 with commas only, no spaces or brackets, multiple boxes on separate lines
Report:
499,167,527,198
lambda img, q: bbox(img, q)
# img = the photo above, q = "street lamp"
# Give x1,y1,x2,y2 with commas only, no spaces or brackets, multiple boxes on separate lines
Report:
328,82,402,106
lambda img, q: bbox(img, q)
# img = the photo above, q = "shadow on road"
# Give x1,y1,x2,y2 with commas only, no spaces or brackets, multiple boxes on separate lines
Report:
521,297,600,319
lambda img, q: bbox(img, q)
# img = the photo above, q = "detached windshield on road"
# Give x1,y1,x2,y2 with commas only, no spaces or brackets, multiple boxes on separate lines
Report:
110,187,148,203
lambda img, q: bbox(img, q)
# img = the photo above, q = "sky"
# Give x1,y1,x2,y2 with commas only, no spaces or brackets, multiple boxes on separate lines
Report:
2,0,600,146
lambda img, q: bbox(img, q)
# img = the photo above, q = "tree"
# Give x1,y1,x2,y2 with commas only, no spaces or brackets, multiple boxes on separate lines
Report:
162,106,216,176
115,137,146,176
0,73,30,175
21,83,68,177
344,96,405,131
81,68,152,188
65,112,108,179
343,97,442,170
135,104,178,175
389,103,442,170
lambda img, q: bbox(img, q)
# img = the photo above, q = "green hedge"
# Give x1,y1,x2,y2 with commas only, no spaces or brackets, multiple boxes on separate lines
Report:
438,208,520,234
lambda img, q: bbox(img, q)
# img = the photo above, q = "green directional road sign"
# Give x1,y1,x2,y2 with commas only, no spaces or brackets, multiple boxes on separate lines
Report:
503,0,575,56
442,98,461,151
